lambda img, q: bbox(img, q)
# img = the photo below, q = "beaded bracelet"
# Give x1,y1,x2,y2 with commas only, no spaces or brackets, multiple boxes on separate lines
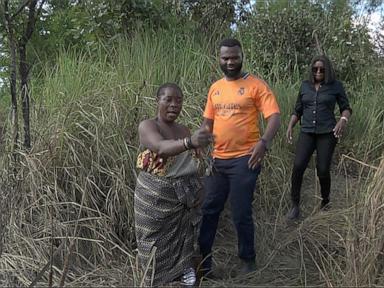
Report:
186,136,194,149
183,138,189,150
183,137,194,150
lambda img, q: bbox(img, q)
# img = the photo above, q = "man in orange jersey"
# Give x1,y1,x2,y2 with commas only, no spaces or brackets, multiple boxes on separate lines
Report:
198,38,281,276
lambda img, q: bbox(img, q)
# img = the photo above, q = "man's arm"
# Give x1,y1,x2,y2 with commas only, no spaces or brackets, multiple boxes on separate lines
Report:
261,113,281,144
248,113,281,169
201,117,214,133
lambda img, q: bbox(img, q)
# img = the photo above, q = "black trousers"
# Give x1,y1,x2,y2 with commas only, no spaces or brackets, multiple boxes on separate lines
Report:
199,155,261,271
291,132,337,205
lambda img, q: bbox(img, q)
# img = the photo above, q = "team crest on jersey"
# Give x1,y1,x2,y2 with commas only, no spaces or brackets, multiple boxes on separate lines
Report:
238,87,245,96
214,90,220,96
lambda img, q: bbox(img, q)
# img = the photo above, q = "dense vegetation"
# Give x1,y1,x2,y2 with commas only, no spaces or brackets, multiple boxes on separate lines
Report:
0,0,383,286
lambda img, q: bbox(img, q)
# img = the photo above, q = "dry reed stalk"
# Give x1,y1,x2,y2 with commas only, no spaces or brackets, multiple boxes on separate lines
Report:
339,154,379,171
48,208,54,288
359,156,384,284
58,240,75,288
28,240,66,288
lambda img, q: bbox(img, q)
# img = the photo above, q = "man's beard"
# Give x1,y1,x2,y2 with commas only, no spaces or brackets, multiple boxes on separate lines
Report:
220,62,242,78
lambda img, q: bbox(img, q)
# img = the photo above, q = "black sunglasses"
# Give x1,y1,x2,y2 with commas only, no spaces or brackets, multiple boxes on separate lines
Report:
312,67,325,73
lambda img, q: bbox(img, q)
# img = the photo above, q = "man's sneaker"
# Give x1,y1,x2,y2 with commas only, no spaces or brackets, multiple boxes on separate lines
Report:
287,204,300,220
239,259,257,275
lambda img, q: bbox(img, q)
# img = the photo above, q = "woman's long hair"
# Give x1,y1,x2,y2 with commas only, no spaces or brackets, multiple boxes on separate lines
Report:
308,55,336,84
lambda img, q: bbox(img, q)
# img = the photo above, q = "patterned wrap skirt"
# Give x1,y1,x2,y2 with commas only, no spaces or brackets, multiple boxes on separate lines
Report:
134,171,202,286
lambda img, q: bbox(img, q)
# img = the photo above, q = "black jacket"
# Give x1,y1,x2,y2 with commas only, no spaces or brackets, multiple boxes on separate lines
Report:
293,80,352,134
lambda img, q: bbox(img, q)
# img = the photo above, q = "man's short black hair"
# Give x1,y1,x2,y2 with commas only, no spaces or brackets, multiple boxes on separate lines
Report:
219,38,242,50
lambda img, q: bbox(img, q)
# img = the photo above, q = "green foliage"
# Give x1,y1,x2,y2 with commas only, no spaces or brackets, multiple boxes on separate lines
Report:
182,0,244,38
1,0,243,80
238,0,379,83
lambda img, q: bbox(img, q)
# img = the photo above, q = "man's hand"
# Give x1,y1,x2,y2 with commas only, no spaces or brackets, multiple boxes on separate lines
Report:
248,140,267,170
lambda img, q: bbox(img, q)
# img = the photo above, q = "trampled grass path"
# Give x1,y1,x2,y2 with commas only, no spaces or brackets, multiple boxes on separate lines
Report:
198,166,363,287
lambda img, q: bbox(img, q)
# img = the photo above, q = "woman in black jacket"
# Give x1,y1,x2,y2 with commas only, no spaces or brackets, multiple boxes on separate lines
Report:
286,55,352,220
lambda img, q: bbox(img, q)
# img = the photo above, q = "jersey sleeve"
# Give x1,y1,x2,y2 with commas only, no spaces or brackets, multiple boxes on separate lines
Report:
253,79,280,119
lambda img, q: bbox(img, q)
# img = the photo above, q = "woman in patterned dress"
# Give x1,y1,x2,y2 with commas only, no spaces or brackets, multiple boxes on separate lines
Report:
134,83,212,286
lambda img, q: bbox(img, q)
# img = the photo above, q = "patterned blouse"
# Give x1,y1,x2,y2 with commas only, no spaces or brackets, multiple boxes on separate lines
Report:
136,149,202,178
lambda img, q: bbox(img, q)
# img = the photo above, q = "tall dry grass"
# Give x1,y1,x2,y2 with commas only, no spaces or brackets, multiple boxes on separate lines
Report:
0,29,383,286
0,31,215,286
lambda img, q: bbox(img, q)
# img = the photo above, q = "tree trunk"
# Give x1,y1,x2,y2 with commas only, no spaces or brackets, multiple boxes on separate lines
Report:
4,0,19,152
18,0,42,149
19,44,31,149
